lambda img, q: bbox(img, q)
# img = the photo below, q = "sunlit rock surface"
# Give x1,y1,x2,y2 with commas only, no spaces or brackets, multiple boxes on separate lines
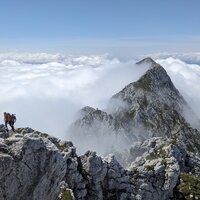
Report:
0,126,133,200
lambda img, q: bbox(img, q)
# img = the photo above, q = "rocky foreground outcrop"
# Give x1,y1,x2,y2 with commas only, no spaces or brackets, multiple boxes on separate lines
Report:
129,137,200,200
1,126,200,200
0,126,133,200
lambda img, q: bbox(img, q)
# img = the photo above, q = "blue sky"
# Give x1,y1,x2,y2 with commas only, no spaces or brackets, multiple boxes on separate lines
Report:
0,0,199,55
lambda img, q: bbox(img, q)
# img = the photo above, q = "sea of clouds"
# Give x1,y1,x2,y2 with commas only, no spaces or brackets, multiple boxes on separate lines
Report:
0,53,148,139
0,52,200,155
151,52,200,65
155,56,200,121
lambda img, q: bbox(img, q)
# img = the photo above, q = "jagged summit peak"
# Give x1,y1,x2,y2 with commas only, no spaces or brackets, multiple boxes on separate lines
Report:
81,106,95,113
136,57,157,66
133,61,177,92
77,106,96,118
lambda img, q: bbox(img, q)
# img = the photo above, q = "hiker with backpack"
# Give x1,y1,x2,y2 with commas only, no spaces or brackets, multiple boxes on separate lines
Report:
4,112,17,132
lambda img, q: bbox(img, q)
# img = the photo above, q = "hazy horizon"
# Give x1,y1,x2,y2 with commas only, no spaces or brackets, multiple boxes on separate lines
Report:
0,0,200,55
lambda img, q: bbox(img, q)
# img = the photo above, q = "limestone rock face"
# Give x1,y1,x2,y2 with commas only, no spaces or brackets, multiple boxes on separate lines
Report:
103,154,133,200
79,152,133,200
0,128,67,200
0,127,133,200
130,138,184,200
0,125,9,139
128,134,200,200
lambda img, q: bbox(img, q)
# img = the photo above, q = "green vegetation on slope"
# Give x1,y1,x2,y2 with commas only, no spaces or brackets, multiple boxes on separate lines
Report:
133,74,152,91
177,173,200,200
60,188,74,200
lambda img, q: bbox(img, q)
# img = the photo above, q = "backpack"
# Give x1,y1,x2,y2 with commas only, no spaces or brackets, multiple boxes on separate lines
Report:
4,112,11,122
11,114,17,123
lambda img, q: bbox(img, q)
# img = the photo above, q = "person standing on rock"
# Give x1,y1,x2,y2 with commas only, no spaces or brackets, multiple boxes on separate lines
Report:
3,112,16,132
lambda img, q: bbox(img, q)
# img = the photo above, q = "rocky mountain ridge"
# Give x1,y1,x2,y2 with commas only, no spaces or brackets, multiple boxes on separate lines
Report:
1,124,200,199
71,57,199,142
0,126,133,200
69,58,200,199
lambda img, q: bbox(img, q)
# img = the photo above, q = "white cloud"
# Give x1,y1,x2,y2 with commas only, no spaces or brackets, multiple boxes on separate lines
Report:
0,52,64,64
156,57,200,120
150,52,200,65
0,52,199,156
0,53,149,140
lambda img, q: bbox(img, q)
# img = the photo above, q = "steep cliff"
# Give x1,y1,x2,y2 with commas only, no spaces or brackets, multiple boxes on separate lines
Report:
0,126,133,200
